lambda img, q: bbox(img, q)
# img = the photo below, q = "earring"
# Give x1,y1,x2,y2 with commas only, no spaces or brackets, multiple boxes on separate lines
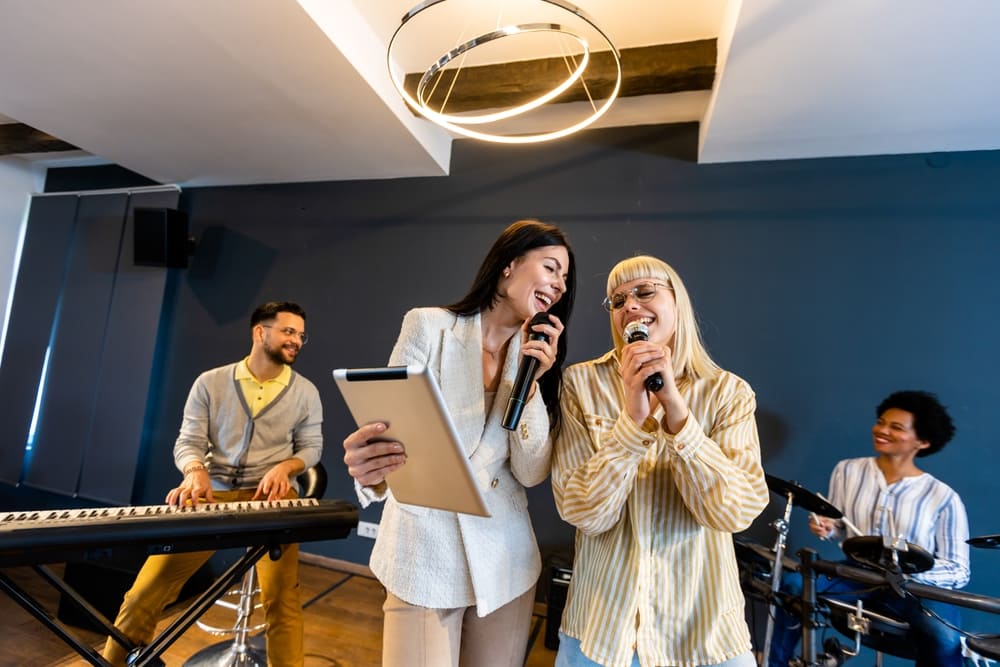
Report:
503,269,510,277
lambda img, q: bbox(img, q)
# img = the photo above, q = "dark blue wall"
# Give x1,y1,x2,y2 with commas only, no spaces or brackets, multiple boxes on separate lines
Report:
7,123,999,657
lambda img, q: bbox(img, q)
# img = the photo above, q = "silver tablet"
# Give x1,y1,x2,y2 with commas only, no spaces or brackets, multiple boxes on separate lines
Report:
332,366,490,517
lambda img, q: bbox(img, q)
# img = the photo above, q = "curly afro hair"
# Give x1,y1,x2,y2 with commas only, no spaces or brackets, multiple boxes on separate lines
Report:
876,390,955,457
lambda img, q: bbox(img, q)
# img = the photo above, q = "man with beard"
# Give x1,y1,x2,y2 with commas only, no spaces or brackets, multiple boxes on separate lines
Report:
102,301,323,667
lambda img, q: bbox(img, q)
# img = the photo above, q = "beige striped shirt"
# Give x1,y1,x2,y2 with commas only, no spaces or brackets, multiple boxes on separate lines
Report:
552,350,769,667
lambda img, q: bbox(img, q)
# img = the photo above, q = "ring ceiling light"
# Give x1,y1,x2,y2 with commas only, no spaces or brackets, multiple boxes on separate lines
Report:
387,0,621,144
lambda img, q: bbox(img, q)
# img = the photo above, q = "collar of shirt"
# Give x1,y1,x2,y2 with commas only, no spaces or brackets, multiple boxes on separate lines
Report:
235,357,291,387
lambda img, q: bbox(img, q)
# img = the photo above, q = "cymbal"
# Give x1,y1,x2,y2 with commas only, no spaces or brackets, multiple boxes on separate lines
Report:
733,536,800,573
968,534,1000,549
843,535,934,575
765,474,843,518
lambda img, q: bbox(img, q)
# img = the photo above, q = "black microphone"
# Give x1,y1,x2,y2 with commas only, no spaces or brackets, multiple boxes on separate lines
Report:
624,321,664,392
501,312,553,431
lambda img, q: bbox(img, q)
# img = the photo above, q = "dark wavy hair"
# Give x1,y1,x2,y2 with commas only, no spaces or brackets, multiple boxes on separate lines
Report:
250,301,307,327
876,390,955,457
445,219,576,434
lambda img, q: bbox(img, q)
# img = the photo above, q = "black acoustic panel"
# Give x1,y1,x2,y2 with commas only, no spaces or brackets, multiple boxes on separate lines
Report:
0,195,79,485
134,207,189,268
78,191,178,503
45,164,157,194
23,194,130,496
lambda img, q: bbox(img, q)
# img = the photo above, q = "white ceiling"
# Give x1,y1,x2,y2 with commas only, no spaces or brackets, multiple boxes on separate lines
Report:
0,0,997,187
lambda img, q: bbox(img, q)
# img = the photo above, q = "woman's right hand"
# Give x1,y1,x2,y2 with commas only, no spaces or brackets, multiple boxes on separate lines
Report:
342,422,407,487
810,514,836,539
619,338,667,426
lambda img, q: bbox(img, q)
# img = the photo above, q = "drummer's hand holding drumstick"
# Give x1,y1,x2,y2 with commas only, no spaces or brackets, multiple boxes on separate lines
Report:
810,491,862,540
809,513,836,540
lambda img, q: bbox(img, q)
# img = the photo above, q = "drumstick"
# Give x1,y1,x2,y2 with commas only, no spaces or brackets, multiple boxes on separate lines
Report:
816,492,863,536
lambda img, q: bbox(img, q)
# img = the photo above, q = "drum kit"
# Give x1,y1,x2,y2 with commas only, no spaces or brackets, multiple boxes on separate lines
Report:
965,536,1000,666
735,473,1000,666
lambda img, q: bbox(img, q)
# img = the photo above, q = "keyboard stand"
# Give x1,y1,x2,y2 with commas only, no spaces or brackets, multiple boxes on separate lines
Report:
1,564,125,665
0,544,268,667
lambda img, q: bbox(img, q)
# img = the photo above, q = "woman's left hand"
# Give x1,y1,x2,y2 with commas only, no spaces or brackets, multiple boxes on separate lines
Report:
522,312,564,383
649,346,688,434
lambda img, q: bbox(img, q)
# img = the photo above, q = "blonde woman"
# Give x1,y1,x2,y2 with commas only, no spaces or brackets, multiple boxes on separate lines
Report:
552,255,768,667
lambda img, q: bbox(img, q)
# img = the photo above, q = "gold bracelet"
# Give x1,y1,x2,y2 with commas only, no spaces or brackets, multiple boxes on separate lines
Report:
183,463,207,475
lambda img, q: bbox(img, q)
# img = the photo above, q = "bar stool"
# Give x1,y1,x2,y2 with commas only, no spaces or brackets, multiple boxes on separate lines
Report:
183,463,328,667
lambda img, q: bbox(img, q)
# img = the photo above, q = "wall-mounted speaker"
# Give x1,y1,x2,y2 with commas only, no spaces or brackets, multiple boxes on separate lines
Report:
133,207,191,268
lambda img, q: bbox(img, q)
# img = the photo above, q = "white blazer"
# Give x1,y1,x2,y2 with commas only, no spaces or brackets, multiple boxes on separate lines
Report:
359,307,552,616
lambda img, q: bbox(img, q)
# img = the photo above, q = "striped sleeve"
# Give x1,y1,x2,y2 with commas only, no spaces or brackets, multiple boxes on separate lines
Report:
664,376,769,533
913,486,970,588
552,364,649,536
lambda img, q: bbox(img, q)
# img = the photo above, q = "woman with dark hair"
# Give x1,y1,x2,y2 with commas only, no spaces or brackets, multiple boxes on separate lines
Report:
768,390,970,667
342,219,575,667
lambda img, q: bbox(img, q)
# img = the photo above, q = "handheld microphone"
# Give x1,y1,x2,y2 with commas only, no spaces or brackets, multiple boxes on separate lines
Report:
501,312,553,431
624,321,664,392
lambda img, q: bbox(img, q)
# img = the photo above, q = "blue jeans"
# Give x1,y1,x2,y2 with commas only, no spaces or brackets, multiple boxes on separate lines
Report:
768,569,963,667
556,631,756,667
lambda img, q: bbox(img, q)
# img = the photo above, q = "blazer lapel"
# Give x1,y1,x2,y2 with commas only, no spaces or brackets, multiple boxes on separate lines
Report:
493,331,522,421
438,313,485,456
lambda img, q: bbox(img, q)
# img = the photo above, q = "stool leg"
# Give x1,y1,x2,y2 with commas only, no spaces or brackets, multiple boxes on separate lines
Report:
183,568,267,667
232,569,258,657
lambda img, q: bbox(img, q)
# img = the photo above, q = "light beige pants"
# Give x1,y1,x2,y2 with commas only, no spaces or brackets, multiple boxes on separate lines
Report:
382,587,536,667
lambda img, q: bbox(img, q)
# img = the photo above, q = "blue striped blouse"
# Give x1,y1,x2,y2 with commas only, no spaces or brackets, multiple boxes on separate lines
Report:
827,456,970,588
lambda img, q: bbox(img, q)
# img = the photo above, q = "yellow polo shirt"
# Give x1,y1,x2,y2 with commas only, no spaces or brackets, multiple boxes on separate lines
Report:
235,357,291,417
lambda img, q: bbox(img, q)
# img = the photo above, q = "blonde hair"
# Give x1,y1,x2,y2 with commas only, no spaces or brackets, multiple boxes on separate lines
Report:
606,255,719,380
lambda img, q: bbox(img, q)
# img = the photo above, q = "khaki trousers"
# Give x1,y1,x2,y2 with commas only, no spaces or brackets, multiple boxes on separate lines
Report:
101,489,303,667
382,587,536,667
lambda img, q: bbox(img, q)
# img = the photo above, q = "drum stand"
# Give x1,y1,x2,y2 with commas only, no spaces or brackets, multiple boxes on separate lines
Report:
797,549,849,667
761,488,795,667
799,543,917,667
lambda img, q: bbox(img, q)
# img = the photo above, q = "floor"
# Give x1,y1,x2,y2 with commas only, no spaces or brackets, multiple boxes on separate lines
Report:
2,560,559,667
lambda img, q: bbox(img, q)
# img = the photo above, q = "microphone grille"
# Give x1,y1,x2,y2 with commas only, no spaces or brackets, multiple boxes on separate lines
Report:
530,311,553,327
624,321,648,341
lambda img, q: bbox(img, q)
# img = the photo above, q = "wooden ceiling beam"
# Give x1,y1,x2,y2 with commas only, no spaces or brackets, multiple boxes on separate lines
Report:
403,39,716,114
0,123,77,156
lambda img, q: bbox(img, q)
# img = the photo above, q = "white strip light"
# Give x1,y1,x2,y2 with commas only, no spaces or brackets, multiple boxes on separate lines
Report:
388,0,621,144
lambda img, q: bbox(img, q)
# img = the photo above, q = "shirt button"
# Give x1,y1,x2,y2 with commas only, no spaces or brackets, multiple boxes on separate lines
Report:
491,478,499,489
642,440,651,446
677,444,685,451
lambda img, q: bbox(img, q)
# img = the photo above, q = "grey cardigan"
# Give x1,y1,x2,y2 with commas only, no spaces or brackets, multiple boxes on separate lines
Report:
174,361,324,489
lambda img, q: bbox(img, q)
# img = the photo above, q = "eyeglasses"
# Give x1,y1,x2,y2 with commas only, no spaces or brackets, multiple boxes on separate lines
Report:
602,282,670,312
261,324,309,345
